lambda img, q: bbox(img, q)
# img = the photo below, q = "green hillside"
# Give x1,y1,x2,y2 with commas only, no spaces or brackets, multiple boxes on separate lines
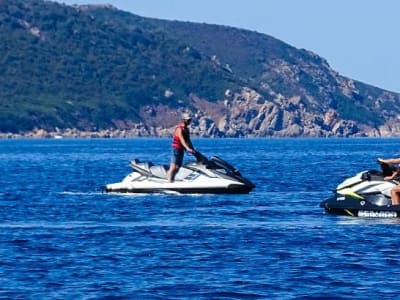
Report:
1,0,399,136
0,0,236,132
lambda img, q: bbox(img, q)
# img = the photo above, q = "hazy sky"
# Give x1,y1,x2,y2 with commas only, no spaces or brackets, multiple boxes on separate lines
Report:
56,0,400,93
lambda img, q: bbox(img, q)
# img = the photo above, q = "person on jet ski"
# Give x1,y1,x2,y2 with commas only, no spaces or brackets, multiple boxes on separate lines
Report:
167,113,196,182
377,157,400,205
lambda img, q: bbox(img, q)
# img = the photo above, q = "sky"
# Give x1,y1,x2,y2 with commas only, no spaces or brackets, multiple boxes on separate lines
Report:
56,0,400,93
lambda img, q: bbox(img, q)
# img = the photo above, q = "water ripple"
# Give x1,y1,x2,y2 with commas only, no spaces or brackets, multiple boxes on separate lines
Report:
2,138,400,298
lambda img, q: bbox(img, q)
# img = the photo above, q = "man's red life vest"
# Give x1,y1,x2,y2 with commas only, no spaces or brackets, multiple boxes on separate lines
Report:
172,123,189,150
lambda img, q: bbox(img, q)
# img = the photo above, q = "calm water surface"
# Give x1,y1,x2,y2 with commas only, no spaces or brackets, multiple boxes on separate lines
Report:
1,138,400,299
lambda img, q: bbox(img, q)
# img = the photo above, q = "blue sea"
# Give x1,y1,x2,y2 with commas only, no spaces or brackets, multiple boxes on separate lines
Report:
2,138,400,299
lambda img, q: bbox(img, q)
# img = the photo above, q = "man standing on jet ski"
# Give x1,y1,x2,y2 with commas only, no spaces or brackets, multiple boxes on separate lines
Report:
377,157,400,205
167,113,196,182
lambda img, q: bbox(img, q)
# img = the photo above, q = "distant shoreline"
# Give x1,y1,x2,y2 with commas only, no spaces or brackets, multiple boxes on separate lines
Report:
0,128,172,139
2,126,399,139
1,130,399,139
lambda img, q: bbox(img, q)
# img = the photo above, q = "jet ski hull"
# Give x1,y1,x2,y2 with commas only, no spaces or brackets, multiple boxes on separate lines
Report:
105,183,252,194
321,194,399,218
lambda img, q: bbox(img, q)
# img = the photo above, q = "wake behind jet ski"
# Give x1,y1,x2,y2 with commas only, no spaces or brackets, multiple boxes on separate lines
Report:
105,151,255,194
320,161,400,218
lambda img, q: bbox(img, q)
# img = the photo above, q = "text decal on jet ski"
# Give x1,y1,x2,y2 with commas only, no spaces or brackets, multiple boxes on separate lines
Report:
358,210,397,218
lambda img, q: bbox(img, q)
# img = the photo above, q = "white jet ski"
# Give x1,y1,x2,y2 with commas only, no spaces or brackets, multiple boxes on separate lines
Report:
105,152,255,194
321,162,400,217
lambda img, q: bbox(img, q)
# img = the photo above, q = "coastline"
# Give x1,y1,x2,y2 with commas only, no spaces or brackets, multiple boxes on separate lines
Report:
0,128,172,139
2,127,399,139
